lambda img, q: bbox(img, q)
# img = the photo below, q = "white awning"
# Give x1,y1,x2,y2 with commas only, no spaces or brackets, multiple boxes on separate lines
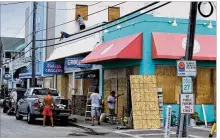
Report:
47,35,101,61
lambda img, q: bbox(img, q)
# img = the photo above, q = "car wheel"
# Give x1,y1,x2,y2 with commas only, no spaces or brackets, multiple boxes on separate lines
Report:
15,107,23,120
27,108,35,124
3,107,8,113
60,116,69,126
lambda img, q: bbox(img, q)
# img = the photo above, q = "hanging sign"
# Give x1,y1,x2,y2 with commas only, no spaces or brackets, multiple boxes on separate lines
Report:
177,61,197,77
65,58,92,69
43,62,64,75
181,94,194,114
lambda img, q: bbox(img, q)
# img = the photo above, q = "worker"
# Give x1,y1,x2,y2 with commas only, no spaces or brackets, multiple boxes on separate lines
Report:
77,14,86,30
90,87,101,126
43,91,55,127
59,31,70,41
107,91,123,124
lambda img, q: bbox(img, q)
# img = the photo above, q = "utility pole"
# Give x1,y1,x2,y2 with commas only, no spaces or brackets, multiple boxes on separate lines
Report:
31,2,37,87
177,2,198,138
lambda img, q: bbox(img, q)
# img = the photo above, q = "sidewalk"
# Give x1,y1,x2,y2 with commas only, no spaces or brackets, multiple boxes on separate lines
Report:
69,115,120,133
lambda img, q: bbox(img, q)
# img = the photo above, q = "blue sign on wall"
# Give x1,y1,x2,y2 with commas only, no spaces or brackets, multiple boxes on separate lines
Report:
43,62,64,74
65,58,92,69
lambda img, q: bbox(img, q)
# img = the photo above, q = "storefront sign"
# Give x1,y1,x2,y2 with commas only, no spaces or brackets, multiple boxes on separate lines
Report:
181,94,194,114
177,61,197,77
182,77,193,93
65,58,92,69
75,73,97,79
43,62,64,75
164,105,172,138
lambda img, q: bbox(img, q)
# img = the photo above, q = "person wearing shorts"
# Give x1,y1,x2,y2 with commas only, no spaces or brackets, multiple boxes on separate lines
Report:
43,92,55,127
90,88,101,126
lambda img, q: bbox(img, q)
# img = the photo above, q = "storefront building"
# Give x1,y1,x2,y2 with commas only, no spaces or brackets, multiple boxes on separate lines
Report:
82,14,216,122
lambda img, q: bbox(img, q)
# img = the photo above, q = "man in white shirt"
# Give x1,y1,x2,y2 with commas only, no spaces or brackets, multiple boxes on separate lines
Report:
8,89,17,113
90,88,101,126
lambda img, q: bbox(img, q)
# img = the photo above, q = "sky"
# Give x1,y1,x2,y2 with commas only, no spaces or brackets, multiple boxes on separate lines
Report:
0,1,30,38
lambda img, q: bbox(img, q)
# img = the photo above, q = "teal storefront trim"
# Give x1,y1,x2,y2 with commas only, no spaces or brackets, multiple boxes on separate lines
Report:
102,14,216,122
163,104,215,123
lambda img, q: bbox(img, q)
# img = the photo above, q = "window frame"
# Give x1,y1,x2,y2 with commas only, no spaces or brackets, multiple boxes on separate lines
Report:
75,4,88,21
108,6,120,22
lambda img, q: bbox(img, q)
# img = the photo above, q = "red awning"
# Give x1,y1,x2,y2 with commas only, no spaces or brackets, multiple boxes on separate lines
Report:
81,33,142,64
152,32,216,60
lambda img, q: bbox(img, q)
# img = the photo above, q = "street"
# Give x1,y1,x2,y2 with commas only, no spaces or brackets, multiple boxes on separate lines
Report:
0,108,216,138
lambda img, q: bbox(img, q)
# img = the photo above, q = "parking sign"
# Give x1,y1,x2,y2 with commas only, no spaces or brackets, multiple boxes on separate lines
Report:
182,77,193,93
177,61,197,76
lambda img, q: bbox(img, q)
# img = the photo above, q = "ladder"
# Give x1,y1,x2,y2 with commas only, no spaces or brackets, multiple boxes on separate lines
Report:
84,86,96,123
84,93,92,123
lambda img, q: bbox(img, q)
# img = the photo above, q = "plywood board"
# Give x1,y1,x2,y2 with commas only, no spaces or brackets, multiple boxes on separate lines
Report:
130,75,160,129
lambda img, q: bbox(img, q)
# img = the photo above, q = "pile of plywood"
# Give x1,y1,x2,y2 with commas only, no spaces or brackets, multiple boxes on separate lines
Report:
130,75,160,129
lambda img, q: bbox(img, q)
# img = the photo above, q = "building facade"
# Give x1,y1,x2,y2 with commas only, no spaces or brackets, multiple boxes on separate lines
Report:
81,2,216,122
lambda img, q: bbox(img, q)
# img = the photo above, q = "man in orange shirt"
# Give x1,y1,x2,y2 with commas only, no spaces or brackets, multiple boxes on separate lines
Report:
43,92,55,127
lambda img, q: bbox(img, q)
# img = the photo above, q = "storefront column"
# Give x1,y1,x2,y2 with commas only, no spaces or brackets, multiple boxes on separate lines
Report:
72,72,75,95
80,79,83,95
27,79,30,89
53,75,56,89
99,67,103,98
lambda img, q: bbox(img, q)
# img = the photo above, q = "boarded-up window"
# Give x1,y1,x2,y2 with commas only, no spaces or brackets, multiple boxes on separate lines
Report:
75,5,88,21
108,7,120,21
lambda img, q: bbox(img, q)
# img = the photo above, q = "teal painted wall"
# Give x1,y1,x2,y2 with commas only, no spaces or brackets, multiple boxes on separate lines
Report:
103,14,216,75
163,104,215,123
103,13,216,122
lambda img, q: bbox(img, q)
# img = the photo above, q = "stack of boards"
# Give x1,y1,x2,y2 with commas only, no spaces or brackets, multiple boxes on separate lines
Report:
130,75,160,129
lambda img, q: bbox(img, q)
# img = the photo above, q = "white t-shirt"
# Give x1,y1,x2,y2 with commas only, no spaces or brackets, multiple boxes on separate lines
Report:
108,95,116,109
11,91,17,103
90,92,101,108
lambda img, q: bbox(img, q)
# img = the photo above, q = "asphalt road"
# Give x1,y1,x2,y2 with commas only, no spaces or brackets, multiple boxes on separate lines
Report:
0,108,128,138
0,107,216,138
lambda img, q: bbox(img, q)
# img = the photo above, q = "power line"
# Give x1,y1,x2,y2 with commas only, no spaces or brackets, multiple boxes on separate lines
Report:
4,2,171,65
37,2,171,50
0,1,28,6
35,2,126,33
36,1,156,41
37,1,102,10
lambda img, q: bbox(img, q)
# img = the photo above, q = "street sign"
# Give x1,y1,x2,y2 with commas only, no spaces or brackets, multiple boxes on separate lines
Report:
3,74,11,80
177,61,196,76
182,77,193,93
181,94,194,114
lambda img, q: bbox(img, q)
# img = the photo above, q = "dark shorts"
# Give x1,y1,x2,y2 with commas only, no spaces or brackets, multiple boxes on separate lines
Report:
109,108,115,116
80,24,85,30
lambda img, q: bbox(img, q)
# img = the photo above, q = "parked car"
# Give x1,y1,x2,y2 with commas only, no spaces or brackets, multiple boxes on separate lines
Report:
2,88,26,114
15,87,72,125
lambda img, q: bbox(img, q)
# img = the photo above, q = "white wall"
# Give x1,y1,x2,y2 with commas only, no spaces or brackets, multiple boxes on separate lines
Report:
54,1,146,45
147,1,216,20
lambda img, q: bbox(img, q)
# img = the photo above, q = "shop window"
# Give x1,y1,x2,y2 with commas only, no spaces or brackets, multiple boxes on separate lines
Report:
108,7,120,21
75,4,88,21
5,68,9,74
5,52,11,59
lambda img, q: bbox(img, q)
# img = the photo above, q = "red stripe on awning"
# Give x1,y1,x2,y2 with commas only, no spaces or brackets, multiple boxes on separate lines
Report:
81,33,143,64
152,32,216,60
